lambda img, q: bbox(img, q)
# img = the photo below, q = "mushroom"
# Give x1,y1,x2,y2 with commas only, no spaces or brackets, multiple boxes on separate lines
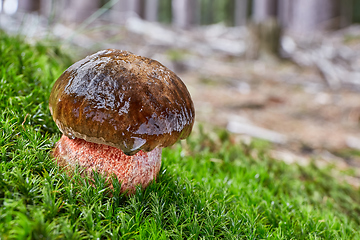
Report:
49,49,194,193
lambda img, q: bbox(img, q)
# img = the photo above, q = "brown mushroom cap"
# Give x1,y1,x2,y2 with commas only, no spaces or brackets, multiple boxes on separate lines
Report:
49,49,195,155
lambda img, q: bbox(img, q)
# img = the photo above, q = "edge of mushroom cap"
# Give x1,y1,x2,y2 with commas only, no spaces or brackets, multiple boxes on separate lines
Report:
49,49,195,155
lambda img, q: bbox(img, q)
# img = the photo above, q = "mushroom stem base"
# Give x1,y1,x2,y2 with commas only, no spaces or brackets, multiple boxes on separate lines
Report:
52,135,162,193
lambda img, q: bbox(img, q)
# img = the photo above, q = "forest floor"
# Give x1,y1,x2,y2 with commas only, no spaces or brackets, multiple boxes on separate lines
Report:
181,58,360,187
3,28,360,239
3,12,360,184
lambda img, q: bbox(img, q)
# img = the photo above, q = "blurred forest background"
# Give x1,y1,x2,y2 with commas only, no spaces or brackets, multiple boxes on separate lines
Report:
3,0,360,183
3,0,360,30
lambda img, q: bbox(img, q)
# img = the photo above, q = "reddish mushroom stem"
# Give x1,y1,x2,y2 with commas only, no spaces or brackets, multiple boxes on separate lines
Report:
53,135,162,193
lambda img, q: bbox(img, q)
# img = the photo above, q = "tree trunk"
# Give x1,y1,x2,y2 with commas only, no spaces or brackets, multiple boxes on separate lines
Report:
248,17,282,59
234,0,248,26
250,0,281,59
252,0,277,23
340,0,352,28
277,0,292,28
63,0,99,23
18,0,40,12
40,0,52,18
112,0,142,23
144,0,158,22
40,0,68,24
292,0,319,32
291,0,340,32
172,0,198,28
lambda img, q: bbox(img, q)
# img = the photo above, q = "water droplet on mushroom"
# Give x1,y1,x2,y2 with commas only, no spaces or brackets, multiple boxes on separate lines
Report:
130,137,147,152
66,131,75,139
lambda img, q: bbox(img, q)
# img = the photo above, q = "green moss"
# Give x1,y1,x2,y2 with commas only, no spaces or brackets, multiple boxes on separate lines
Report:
1,31,360,239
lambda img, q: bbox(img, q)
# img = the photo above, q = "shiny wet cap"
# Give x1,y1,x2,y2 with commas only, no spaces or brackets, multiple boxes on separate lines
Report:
49,49,195,155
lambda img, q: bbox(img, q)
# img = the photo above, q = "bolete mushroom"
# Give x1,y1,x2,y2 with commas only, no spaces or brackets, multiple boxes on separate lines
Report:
49,49,194,193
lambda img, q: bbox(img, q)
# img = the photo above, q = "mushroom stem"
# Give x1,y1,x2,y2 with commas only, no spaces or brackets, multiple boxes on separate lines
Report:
53,135,162,193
